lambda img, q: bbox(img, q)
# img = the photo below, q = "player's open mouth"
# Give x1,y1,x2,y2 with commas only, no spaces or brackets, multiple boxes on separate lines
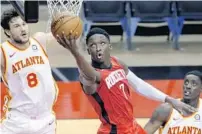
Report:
184,91,191,96
97,53,103,59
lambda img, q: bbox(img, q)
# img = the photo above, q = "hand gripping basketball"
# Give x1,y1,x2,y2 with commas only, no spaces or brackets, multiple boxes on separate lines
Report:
56,31,79,54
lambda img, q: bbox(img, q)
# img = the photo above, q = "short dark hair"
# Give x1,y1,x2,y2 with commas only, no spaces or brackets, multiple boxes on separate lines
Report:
185,70,202,82
1,8,19,30
86,27,110,44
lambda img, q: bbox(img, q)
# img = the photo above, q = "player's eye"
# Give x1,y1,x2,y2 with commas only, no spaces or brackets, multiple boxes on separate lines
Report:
101,42,105,45
90,44,96,48
184,80,189,85
192,81,197,87
14,24,19,28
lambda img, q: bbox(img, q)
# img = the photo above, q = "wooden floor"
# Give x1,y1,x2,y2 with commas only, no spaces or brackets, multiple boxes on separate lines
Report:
56,118,159,134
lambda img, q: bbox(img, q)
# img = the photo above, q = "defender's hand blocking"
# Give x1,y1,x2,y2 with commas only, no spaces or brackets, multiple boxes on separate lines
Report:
56,31,79,54
166,97,198,115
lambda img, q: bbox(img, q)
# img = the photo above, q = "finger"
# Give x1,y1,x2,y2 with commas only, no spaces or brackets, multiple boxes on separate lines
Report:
56,35,64,44
193,107,198,112
70,30,73,35
73,32,78,44
74,32,78,39
69,30,74,44
62,31,70,45
56,34,67,48
178,109,183,115
183,104,197,113
67,30,73,39
74,32,78,40
56,34,60,41
61,32,67,43
57,36,65,46
188,105,198,112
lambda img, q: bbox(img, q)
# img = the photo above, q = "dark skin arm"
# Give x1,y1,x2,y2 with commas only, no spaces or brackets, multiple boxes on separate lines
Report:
144,103,173,134
79,73,98,94
57,32,101,94
72,50,101,82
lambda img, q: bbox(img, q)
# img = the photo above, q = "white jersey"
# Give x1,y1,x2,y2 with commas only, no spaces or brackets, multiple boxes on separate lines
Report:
1,38,58,117
161,99,202,134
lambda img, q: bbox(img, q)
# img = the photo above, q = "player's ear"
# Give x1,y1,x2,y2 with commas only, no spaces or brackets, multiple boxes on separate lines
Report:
4,30,11,37
87,48,90,55
109,44,112,50
86,44,90,55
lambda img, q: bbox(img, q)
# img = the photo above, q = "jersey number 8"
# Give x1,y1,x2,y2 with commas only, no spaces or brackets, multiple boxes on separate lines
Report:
26,73,38,88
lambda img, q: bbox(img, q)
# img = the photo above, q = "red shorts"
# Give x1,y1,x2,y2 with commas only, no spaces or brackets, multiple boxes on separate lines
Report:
97,122,146,134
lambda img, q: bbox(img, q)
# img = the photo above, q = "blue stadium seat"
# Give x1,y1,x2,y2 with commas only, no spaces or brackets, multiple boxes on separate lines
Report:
175,1,202,48
177,1,202,19
129,1,180,50
131,1,172,21
83,1,125,22
82,1,129,49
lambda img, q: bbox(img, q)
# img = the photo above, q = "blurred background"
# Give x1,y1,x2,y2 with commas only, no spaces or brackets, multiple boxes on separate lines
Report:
1,1,202,134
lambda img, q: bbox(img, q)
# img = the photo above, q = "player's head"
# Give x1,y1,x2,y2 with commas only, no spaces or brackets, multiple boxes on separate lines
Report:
1,8,29,44
86,28,112,63
183,70,202,100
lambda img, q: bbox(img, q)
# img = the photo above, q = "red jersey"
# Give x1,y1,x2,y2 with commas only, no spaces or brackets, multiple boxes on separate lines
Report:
86,57,146,134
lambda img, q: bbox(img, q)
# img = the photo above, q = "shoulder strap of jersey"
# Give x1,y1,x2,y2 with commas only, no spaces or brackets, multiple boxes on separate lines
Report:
1,41,8,50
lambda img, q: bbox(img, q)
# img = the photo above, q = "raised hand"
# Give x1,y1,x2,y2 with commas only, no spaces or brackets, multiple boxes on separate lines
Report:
56,31,79,54
165,97,198,115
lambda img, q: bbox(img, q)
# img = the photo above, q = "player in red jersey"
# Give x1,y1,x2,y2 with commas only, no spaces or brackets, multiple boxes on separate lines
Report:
56,28,197,134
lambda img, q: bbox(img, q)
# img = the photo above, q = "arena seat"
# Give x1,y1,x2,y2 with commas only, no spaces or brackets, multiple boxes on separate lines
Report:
174,1,202,49
177,1,202,19
83,1,126,22
129,1,180,50
82,1,130,49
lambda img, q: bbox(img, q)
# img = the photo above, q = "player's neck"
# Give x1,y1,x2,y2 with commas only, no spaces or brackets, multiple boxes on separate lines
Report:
9,39,30,50
182,97,200,108
92,59,112,69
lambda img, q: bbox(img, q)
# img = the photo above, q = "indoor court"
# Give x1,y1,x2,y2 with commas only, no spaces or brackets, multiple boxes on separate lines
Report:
56,119,153,134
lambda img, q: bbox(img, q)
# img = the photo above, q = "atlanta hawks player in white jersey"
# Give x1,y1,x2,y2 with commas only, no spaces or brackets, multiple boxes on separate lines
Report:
144,70,202,134
0,9,58,134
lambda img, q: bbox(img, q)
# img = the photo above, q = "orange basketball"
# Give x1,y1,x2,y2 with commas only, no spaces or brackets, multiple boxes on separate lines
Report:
51,13,83,39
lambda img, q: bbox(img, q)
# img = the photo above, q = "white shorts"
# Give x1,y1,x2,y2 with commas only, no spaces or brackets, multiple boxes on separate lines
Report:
0,110,56,134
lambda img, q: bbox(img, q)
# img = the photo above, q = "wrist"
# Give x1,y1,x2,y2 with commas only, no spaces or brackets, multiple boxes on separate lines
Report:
165,96,174,103
71,49,80,57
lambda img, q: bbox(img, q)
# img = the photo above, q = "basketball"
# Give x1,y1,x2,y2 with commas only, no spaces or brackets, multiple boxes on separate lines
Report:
51,13,83,39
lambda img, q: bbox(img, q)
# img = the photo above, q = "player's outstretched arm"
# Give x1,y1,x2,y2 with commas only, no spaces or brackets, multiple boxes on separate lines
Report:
116,58,197,114
144,103,172,134
79,76,98,94
56,31,101,84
